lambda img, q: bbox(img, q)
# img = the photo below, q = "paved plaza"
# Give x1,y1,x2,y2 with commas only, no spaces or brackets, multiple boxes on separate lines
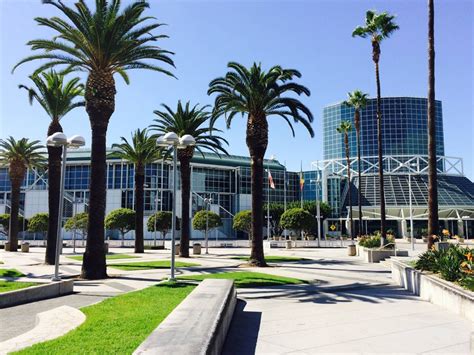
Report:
0,245,473,354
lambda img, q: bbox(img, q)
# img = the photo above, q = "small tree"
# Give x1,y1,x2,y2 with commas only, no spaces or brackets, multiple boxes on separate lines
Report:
28,213,49,238
147,211,180,240
0,214,28,236
193,210,222,232
105,208,135,247
64,212,88,241
233,210,252,240
287,200,331,220
280,208,316,239
263,203,285,237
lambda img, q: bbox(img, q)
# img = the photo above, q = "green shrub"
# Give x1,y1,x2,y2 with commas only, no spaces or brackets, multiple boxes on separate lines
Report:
192,210,222,232
233,210,252,239
415,248,442,272
280,208,316,234
358,234,394,249
438,247,463,281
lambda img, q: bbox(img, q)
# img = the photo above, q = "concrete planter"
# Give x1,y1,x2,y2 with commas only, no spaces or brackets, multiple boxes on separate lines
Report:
360,247,409,263
391,259,474,322
0,280,74,308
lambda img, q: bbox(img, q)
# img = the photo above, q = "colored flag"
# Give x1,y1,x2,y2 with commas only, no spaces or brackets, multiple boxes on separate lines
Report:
299,164,305,191
268,169,275,189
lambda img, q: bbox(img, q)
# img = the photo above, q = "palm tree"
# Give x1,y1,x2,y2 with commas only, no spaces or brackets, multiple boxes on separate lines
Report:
427,0,438,249
208,62,314,266
14,0,174,279
111,129,162,253
0,137,45,251
352,10,399,245
151,101,228,257
337,121,354,241
19,70,84,264
343,90,369,239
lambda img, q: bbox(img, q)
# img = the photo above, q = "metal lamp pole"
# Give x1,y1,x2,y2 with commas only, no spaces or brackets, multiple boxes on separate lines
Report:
204,197,212,254
157,133,195,281
47,133,85,281
409,173,414,251
462,216,469,240
316,164,321,247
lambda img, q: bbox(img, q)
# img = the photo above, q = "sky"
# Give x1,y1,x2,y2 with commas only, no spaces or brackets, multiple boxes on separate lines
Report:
0,0,473,179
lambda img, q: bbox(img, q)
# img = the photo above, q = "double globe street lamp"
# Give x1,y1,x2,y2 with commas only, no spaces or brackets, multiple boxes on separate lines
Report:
156,132,195,281
46,132,85,281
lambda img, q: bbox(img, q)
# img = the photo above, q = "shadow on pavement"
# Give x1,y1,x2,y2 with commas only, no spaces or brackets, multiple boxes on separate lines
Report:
223,299,261,355
237,283,420,305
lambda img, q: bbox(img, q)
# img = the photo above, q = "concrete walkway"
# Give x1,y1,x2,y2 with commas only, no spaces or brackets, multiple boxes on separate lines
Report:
1,246,473,354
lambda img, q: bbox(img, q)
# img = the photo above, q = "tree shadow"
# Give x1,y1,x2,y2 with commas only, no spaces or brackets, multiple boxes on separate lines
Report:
237,283,419,305
222,299,261,355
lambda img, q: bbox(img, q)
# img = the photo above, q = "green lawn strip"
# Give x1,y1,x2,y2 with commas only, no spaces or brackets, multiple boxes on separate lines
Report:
231,255,309,263
68,254,140,261
109,260,200,271
16,282,195,355
0,268,25,278
178,271,307,288
0,281,37,293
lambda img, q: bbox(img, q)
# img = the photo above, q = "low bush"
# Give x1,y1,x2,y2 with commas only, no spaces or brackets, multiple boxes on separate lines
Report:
414,245,474,291
358,234,395,249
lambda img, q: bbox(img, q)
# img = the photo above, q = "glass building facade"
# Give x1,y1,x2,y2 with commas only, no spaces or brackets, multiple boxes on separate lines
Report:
323,97,444,160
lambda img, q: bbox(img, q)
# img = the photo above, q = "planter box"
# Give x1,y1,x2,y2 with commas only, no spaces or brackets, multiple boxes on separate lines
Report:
0,280,74,308
360,247,409,263
391,259,474,322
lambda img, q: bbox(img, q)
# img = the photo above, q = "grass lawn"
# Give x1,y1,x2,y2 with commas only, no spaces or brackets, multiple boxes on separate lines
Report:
231,255,309,263
68,254,140,261
178,271,307,288
0,280,37,293
109,260,200,271
0,269,25,278
16,282,195,355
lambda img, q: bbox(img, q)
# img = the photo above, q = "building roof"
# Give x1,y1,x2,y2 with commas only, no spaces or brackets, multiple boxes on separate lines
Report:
65,148,286,170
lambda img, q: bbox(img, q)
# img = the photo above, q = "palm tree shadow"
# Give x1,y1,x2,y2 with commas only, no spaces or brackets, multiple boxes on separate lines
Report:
237,283,419,305
222,299,261,355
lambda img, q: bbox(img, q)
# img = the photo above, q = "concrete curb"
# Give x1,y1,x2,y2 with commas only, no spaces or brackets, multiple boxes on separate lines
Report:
0,280,74,308
0,305,86,354
391,259,474,322
133,279,237,355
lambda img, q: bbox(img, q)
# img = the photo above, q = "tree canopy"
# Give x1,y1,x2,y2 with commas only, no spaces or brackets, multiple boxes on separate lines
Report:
280,208,316,233
147,211,180,237
105,208,135,236
233,210,252,238
28,213,48,233
192,210,222,232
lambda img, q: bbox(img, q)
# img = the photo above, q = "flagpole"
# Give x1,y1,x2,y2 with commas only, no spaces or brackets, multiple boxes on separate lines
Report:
283,161,287,239
300,161,303,208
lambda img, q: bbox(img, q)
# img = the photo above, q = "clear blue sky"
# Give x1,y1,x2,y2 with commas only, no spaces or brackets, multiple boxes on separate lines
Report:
0,0,472,178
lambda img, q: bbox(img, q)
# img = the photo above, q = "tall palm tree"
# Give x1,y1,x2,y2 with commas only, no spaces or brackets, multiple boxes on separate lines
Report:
0,137,45,251
427,0,438,249
208,62,314,266
337,121,354,240
14,0,174,279
343,90,369,239
111,129,162,253
352,10,399,246
151,101,228,257
19,70,84,264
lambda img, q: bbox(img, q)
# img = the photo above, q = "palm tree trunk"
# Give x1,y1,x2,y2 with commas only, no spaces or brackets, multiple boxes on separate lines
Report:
179,157,191,258
81,70,115,280
373,50,387,246
345,134,353,240
45,119,62,265
427,0,438,249
134,165,145,253
356,127,363,238
246,113,268,267
8,178,22,252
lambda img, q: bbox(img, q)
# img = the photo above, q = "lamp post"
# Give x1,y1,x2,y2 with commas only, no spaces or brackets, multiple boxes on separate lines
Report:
362,216,369,235
204,197,212,254
47,133,85,281
157,132,195,281
462,216,469,240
